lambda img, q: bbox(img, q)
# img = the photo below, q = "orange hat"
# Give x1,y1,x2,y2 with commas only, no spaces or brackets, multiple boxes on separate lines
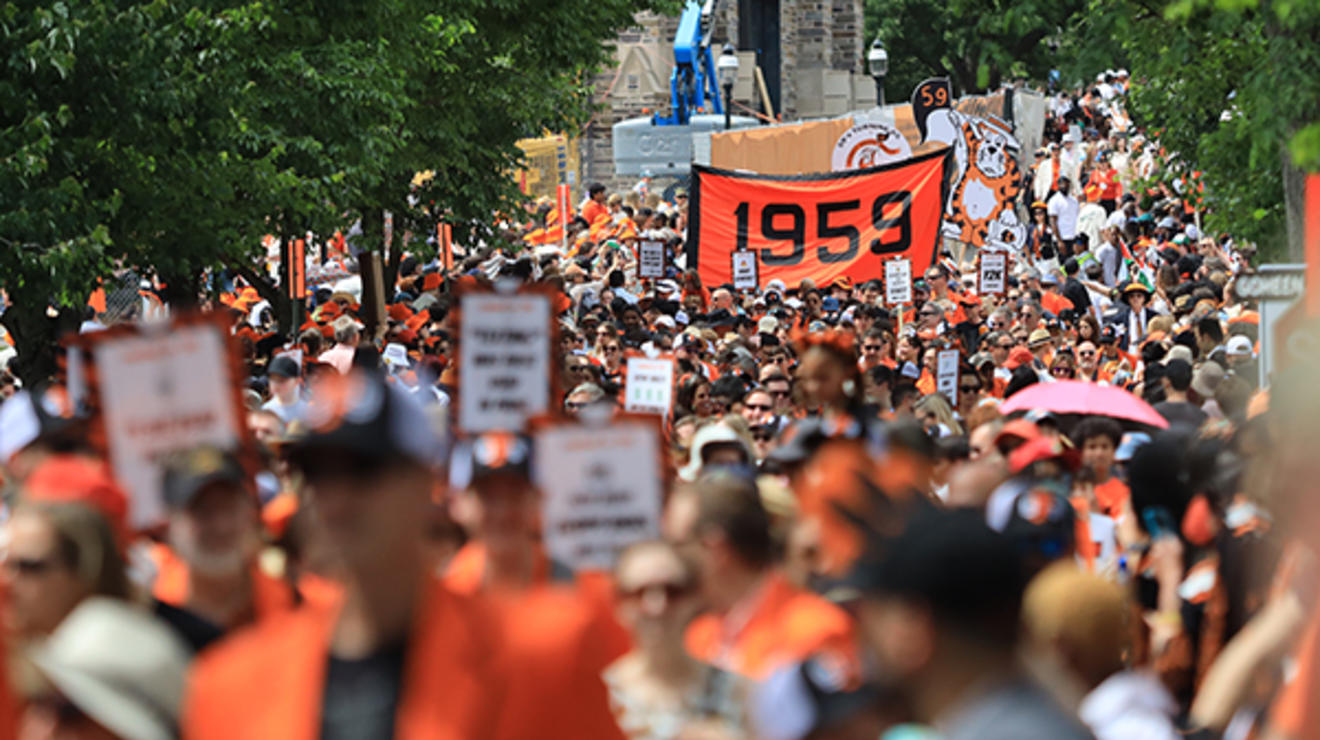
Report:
422,273,443,292
1084,184,1102,203
318,302,342,319
24,455,131,548
396,329,418,345
1004,346,1035,369
388,303,414,322
320,324,334,339
405,311,428,332
832,276,852,290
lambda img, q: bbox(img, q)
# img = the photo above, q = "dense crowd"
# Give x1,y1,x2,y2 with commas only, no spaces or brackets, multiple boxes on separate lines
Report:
0,67,1316,740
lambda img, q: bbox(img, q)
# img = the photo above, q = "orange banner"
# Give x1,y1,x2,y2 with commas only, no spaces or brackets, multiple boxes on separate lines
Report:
687,147,951,290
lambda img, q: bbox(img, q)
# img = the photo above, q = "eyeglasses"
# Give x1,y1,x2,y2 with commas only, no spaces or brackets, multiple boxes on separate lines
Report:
1078,349,1097,357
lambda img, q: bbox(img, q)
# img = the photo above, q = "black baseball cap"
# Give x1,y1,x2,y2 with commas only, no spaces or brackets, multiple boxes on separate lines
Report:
269,355,301,379
161,446,248,509
289,371,445,470
845,508,1025,622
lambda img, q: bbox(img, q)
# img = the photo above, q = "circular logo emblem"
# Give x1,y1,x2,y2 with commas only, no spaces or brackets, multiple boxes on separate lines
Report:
831,123,912,171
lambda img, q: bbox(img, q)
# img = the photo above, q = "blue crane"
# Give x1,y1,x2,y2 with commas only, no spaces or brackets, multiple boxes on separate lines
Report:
652,0,725,126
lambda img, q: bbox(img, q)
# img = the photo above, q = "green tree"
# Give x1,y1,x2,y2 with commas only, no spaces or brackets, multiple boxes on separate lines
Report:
864,0,1088,97
1,0,661,384
1071,0,1320,261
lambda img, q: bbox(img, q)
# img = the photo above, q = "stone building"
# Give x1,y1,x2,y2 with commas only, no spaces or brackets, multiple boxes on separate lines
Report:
579,0,874,191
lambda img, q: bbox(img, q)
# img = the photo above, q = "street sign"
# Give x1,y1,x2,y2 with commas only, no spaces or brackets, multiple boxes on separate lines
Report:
1235,266,1305,300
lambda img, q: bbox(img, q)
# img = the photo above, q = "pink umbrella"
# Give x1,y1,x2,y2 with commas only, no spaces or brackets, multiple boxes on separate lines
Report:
999,380,1169,430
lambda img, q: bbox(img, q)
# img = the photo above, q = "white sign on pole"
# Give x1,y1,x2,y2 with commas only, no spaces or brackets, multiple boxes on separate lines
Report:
885,259,912,306
936,349,960,407
639,240,666,279
624,357,674,415
732,250,758,291
535,421,663,571
979,251,1008,295
93,323,242,528
459,293,552,432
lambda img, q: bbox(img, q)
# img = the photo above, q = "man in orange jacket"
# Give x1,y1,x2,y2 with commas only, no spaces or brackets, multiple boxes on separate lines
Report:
443,432,628,740
152,446,324,652
184,372,505,740
676,471,860,680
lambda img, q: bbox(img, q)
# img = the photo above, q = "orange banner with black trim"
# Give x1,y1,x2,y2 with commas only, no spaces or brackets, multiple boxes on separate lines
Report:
686,147,951,290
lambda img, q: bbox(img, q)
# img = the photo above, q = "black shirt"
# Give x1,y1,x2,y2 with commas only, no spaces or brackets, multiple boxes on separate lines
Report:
321,642,407,740
1154,400,1207,429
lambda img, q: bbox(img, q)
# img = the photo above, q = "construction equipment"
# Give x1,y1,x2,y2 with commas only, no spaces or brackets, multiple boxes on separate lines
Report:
652,0,724,126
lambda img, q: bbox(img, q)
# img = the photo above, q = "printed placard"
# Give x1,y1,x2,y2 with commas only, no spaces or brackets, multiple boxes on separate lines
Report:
624,357,674,415
93,323,243,528
979,250,1008,295
639,240,666,279
937,349,960,407
884,258,912,306
535,421,663,570
459,293,552,432
732,250,758,291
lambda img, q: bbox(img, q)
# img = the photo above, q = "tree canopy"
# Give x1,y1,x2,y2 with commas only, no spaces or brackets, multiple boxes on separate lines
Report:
1,0,663,383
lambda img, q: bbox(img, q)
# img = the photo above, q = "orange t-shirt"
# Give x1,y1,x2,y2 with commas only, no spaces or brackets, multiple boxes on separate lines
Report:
1041,290,1074,317
1092,477,1131,520
684,572,859,680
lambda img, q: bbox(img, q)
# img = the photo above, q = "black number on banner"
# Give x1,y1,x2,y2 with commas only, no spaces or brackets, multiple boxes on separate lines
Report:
734,202,750,253
870,191,913,255
817,200,860,263
760,204,806,265
731,194,913,261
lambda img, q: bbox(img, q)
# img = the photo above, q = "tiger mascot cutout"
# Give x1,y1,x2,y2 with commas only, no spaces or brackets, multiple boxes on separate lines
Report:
927,111,1027,251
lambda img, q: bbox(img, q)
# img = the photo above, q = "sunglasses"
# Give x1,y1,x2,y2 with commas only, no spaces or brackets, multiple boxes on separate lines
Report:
620,581,693,602
744,403,773,413
960,383,982,392
603,346,621,353
863,344,884,352
767,389,791,398
752,430,776,442
565,400,587,411
1051,366,1074,376
996,343,1014,350
1078,350,1097,357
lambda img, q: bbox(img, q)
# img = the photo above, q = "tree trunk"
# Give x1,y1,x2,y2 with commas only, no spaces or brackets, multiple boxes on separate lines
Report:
1283,148,1306,262
1,290,80,387
158,269,201,313
231,264,293,335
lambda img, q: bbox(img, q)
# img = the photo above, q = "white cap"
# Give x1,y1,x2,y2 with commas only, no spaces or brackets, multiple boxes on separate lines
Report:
31,598,190,740
766,279,787,295
1226,335,1253,356
758,316,779,334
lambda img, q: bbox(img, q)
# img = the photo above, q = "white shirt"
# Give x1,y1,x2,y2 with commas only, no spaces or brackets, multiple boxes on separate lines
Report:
1095,241,1121,286
1077,203,1108,251
1079,671,1179,740
1047,192,1080,240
